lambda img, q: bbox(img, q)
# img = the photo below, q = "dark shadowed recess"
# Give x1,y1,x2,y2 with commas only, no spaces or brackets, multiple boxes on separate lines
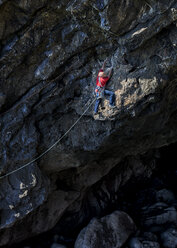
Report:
6,142,177,248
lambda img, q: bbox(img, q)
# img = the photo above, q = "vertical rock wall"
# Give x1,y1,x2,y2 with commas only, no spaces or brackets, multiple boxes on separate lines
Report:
0,0,177,246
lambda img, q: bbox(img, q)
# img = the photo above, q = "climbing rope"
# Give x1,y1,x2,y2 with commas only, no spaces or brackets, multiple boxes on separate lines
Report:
0,97,96,180
0,54,96,180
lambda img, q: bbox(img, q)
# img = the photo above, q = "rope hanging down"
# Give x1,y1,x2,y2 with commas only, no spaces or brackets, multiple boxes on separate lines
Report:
0,56,95,180
0,97,96,180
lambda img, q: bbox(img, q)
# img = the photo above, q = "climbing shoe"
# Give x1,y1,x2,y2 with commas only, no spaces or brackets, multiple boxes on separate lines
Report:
93,112,105,121
109,105,116,109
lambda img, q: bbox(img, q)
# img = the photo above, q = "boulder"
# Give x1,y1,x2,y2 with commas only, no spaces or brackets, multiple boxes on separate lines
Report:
129,237,143,248
141,203,177,231
74,211,136,248
141,232,158,242
129,237,160,248
160,228,177,248
141,241,160,248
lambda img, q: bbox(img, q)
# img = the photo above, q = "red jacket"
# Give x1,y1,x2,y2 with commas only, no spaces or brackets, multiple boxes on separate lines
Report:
96,69,109,87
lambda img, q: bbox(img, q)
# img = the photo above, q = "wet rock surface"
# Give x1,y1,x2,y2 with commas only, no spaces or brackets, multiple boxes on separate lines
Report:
0,0,177,247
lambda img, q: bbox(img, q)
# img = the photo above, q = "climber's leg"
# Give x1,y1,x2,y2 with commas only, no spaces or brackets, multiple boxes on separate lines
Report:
104,90,115,107
94,98,101,113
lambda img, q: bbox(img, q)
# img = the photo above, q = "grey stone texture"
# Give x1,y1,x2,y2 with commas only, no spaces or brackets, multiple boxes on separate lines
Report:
0,0,177,246
74,211,136,248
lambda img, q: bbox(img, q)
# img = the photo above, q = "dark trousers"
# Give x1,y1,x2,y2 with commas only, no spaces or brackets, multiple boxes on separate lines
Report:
94,90,115,113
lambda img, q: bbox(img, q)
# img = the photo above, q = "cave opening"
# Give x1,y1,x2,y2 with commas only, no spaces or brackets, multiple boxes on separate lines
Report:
7,142,177,248
117,142,177,225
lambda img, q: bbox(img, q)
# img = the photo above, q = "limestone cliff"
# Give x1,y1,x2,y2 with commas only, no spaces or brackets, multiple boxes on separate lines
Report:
0,0,177,246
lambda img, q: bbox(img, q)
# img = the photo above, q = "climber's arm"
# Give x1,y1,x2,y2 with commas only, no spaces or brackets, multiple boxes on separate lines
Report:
101,59,107,70
108,67,113,78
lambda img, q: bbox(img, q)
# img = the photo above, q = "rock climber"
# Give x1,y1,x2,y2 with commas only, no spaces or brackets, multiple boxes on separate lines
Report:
94,59,116,115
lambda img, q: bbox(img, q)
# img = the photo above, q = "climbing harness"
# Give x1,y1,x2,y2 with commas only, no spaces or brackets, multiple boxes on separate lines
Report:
95,77,105,99
95,86,104,99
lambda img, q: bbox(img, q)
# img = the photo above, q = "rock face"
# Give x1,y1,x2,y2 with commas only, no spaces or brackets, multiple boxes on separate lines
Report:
160,228,177,248
129,237,160,248
0,0,177,246
74,211,136,248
